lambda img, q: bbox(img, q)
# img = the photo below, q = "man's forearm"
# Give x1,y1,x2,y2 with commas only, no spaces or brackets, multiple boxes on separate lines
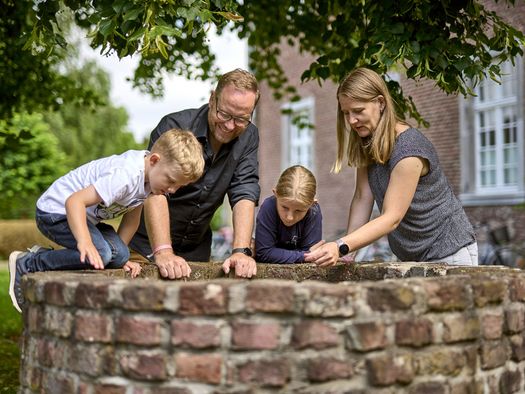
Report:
232,199,255,248
144,195,172,248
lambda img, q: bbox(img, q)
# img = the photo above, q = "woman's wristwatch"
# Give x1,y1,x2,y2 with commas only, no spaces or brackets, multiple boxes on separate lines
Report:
335,238,350,257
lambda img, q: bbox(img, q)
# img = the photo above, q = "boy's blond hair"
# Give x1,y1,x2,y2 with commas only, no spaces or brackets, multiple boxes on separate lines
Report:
215,68,260,105
274,165,316,207
150,129,204,183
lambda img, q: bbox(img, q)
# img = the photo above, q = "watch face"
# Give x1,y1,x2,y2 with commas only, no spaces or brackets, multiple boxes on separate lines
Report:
338,243,350,256
243,247,253,257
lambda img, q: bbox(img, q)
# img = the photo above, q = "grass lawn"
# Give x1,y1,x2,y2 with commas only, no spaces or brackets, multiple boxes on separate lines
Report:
0,268,22,394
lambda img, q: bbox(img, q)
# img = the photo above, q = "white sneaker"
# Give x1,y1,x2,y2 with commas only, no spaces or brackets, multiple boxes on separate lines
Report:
8,251,25,313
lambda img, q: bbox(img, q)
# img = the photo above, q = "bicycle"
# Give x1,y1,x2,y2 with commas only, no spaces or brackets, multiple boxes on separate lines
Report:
475,222,525,268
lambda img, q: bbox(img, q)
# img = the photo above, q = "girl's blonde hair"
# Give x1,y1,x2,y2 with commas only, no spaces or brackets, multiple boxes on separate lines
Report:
333,68,407,173
150,129,205,183
274,165,316,206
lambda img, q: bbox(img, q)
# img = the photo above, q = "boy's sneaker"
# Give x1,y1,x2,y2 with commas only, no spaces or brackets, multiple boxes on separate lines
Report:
8,249,36,313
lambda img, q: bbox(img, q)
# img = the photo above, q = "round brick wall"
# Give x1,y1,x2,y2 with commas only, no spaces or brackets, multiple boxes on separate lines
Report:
18,262,525,393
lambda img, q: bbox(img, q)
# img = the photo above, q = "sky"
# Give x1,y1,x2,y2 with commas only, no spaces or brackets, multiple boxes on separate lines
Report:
82,29,248,142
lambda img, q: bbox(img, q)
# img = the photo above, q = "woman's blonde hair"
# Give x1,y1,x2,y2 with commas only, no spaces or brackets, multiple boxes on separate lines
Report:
333,68,406,173
274,165,316,207
150,129,205,183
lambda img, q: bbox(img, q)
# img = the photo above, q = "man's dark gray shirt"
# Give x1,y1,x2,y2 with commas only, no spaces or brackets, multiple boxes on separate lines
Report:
129,104,260,260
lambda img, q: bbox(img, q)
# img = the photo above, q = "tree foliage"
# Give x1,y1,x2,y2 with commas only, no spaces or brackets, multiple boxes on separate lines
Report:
0,113,68,218
7,0,525,125
43,60,142,169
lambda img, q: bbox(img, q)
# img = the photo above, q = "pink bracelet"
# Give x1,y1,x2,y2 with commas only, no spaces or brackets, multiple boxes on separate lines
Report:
152,244,173,255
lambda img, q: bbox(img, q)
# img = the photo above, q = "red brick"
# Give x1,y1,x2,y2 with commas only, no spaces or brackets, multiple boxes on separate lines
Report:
471,277,506,307
42,373,75,394
508,277,525,302
231,321,280,350
26,305,43,334
348,321,388,351
499,369,522,393
291,320,339,349
68,344,105,376
75,282,110,309
366,353,414,386
36,338,66,368
245,281,294,312
305,357,353,382
44,307,73,338
505,305,525,333
480,340,508,370
395,319,433,347
442,314,480,343
120,283,167,311
175,353,222,384
367,284,415,311
93,385,126,394
510,334,525,361
299,282,356,317
408,382,446,394
179,282,228,315
116,316,163,345
415,348,467,376
171,321,221,348
75,311,112,343
481,312,504,339
120,351,168,381
43,281,67,306
423,278,471,311
237,359,290,387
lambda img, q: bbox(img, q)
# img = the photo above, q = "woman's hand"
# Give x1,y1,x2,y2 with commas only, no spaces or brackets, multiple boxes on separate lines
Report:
304,241,339,267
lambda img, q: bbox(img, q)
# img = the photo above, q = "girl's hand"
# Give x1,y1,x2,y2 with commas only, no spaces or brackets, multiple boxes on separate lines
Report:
304,242,339,267
123,261,142,278
309,240,326,251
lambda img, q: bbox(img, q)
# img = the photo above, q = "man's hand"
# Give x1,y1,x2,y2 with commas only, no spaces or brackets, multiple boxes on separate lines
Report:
123,261,142,278
154,249,191,279
222,253,257,278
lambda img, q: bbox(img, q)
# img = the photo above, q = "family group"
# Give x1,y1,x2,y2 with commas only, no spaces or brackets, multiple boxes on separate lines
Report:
8,68,477,313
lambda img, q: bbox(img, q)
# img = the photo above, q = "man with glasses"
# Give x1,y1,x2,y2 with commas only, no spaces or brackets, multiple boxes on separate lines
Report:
129,69,260,279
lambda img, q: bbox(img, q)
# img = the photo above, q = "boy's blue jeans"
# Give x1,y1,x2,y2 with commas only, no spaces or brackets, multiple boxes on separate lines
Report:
25,208,130,273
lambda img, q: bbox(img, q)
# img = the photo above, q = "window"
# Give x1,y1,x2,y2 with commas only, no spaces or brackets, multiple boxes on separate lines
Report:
460,58,524,205
281,97,315,171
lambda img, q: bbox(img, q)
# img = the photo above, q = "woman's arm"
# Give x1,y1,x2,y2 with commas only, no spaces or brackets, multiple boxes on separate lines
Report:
306,157,424,266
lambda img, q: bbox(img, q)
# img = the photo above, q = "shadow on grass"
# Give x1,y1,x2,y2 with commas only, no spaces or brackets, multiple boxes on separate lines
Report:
0,268,22,394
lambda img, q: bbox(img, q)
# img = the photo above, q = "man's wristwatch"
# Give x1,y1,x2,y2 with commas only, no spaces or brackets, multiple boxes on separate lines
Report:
231,247,253,257
335,238,350,257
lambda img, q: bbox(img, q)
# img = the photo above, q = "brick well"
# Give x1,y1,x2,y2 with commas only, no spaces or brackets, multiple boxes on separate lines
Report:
18,262,525,393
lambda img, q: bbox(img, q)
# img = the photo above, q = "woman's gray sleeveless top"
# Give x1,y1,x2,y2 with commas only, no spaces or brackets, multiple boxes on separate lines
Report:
368,128,475,261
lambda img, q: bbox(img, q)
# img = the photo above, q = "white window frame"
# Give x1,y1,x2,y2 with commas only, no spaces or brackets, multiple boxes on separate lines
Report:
280,97,315,172
460,57,525,206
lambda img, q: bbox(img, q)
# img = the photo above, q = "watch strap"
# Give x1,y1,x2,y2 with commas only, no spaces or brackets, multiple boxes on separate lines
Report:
231,247,252,257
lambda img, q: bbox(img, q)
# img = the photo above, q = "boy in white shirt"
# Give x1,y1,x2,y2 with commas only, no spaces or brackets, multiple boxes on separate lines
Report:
8,129,204,313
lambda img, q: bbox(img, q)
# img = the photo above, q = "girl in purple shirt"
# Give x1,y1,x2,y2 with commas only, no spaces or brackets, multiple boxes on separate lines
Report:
255,165,323,264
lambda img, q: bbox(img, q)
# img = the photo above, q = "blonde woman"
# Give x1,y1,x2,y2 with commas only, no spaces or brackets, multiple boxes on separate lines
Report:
255,165,323,264
305,68,477,266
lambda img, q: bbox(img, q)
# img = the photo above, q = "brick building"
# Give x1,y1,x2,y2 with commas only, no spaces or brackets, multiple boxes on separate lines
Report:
254,1,525,255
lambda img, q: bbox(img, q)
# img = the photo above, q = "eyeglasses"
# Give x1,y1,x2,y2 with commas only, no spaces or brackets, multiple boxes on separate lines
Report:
215,98,252,127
